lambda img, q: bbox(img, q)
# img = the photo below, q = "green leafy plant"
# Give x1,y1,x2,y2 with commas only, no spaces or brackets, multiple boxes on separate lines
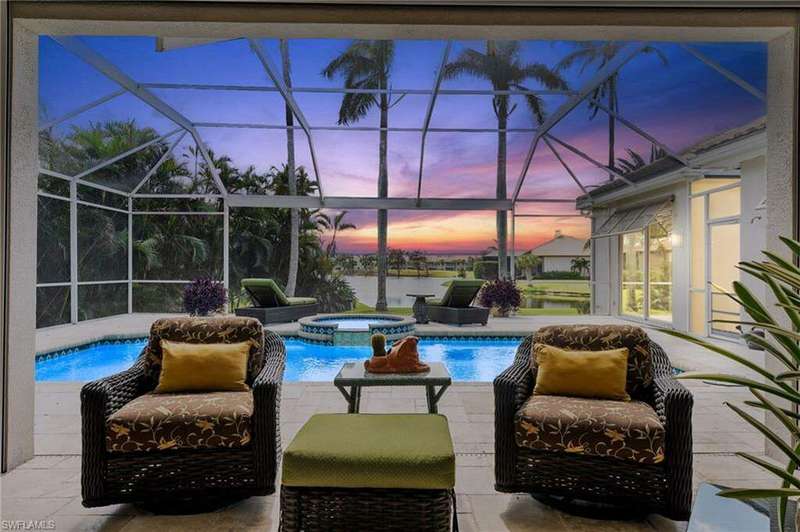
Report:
660,236,800,531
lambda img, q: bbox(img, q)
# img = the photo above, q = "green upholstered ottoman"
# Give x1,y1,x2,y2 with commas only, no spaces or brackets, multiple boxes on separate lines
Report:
280,413,457,532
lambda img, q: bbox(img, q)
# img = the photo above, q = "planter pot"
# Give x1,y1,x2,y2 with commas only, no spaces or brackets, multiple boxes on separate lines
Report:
491,307,510,318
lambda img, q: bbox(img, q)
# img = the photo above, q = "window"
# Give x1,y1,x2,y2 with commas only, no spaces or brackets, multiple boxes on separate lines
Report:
618,202,673,323
689,177,742,336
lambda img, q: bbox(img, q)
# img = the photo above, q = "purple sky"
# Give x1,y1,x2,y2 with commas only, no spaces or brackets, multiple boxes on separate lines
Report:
40,37,766,253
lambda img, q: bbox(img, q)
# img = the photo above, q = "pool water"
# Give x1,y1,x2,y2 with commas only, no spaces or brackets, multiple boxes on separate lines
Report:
36,337,520,382
314,318,399,331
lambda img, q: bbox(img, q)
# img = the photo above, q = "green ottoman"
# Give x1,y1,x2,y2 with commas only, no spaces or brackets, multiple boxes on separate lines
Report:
280,413,457,531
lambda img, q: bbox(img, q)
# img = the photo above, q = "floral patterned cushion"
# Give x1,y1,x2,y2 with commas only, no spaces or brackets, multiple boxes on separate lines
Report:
142,317,265,386
514,395,665,465
533,325,653,398
106,391,253,453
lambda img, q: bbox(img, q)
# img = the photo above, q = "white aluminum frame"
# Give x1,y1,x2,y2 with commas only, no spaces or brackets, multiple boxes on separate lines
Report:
33,36,767,327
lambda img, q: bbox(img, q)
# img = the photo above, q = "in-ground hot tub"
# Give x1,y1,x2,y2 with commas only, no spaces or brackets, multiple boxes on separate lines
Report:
298,313,416,345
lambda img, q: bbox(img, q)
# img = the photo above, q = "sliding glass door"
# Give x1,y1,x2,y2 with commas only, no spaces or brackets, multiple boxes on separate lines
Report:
619,222,672,323
621,231,645,317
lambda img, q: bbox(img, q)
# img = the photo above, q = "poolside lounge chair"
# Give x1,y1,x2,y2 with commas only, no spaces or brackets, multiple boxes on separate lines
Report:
427,279,489,326
235,278,319,324
494,325,693,520
81,316,285,507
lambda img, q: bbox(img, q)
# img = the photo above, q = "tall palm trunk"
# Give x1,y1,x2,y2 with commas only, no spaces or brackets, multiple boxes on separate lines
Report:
495,95,508,279
607,74,617,179
281,39,299,296
376,91,389,311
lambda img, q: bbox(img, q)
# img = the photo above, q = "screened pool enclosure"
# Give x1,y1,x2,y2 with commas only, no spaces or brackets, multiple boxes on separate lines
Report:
35,36,766,327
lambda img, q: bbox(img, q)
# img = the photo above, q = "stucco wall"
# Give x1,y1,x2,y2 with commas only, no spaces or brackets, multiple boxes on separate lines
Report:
542,256,576,272
6,24,38,469
739,155,768,306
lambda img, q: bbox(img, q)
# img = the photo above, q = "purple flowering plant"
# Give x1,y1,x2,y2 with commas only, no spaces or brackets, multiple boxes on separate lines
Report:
183,277,227,316
478,278,522,316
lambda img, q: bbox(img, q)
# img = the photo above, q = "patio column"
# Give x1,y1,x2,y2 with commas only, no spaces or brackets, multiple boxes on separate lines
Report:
764,28,798,461
5,22,38,470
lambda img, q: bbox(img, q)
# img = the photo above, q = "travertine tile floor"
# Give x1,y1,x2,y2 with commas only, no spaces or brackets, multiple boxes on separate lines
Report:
2,317,776,531
1,379,777,532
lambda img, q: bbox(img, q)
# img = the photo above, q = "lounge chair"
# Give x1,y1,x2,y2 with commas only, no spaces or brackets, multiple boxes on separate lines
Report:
82,316,285,507
235,278,319,324
494,325,693,520
427,279,489,326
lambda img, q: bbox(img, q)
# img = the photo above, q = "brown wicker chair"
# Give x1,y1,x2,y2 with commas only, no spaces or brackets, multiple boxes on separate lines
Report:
494,325,693,520
81,316,285,507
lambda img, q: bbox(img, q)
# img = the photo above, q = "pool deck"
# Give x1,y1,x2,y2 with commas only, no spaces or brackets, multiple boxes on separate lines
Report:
12,313,773,531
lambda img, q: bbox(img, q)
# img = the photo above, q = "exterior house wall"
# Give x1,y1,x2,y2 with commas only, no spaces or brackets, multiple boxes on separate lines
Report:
542,256,574,272
591,209,615,315
739,155,768,307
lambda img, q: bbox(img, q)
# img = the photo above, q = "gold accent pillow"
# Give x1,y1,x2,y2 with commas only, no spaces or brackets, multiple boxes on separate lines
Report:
532,343,630,401
154,340,251,393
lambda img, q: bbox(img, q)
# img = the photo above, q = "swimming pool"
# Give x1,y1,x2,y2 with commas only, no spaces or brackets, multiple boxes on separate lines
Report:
36,337,521,382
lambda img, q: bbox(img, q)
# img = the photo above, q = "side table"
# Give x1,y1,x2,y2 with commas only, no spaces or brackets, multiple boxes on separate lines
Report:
407,293,435,324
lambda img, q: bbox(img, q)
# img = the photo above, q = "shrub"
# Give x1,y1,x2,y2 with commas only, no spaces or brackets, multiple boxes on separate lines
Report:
473,260,498,280
183,277,227,316
532,270,587,280
479,279,521,315
313,274,357,312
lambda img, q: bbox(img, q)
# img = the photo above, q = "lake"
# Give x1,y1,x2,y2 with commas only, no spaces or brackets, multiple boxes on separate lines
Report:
343,275,586,312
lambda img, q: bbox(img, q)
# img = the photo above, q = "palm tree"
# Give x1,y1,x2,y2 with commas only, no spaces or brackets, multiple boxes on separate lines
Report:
616,145,668,175
323,40,398,310
556,42,668,175
325,210,357,256
516,253,542,281
444,41,568,279
388,248,406,278
570,257,590,277
281,39,300,297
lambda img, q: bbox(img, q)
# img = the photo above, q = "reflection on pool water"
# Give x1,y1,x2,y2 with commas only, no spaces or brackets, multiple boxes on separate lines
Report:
36,337,521,382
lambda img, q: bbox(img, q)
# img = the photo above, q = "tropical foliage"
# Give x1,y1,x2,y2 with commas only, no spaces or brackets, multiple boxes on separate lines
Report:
662,236,800,531
516,253,542,280
36,120,356,327
615,146,668,175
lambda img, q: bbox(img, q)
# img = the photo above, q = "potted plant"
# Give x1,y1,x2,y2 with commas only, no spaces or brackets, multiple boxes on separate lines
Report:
661,236,800,530
479,278,521,317
183,277,227,316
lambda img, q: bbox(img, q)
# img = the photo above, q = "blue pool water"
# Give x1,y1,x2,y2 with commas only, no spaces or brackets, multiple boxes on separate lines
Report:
36,337,520,382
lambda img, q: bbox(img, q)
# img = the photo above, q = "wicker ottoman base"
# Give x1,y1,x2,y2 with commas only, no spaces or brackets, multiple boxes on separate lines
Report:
280,486,457,532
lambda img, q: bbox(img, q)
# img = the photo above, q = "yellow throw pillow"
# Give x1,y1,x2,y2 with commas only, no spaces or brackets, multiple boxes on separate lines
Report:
532,343,630,401
155,340,251,393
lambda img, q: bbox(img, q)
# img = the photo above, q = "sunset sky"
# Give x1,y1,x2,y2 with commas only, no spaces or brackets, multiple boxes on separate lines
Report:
40,37,766,254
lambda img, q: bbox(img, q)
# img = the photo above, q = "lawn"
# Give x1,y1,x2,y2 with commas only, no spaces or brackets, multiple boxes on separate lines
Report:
347,302,579,317
518,280,591,295
382,269,474,279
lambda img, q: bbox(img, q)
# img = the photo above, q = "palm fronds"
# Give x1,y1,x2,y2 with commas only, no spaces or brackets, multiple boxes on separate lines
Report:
660,237,800,531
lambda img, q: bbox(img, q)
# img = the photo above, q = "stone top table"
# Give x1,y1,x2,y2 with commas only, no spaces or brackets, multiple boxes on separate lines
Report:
334,361,452,414
688,483,796,532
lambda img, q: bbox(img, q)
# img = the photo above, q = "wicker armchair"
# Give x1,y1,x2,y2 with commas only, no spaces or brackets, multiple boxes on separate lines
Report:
81,316,285,507
494,325,693,520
